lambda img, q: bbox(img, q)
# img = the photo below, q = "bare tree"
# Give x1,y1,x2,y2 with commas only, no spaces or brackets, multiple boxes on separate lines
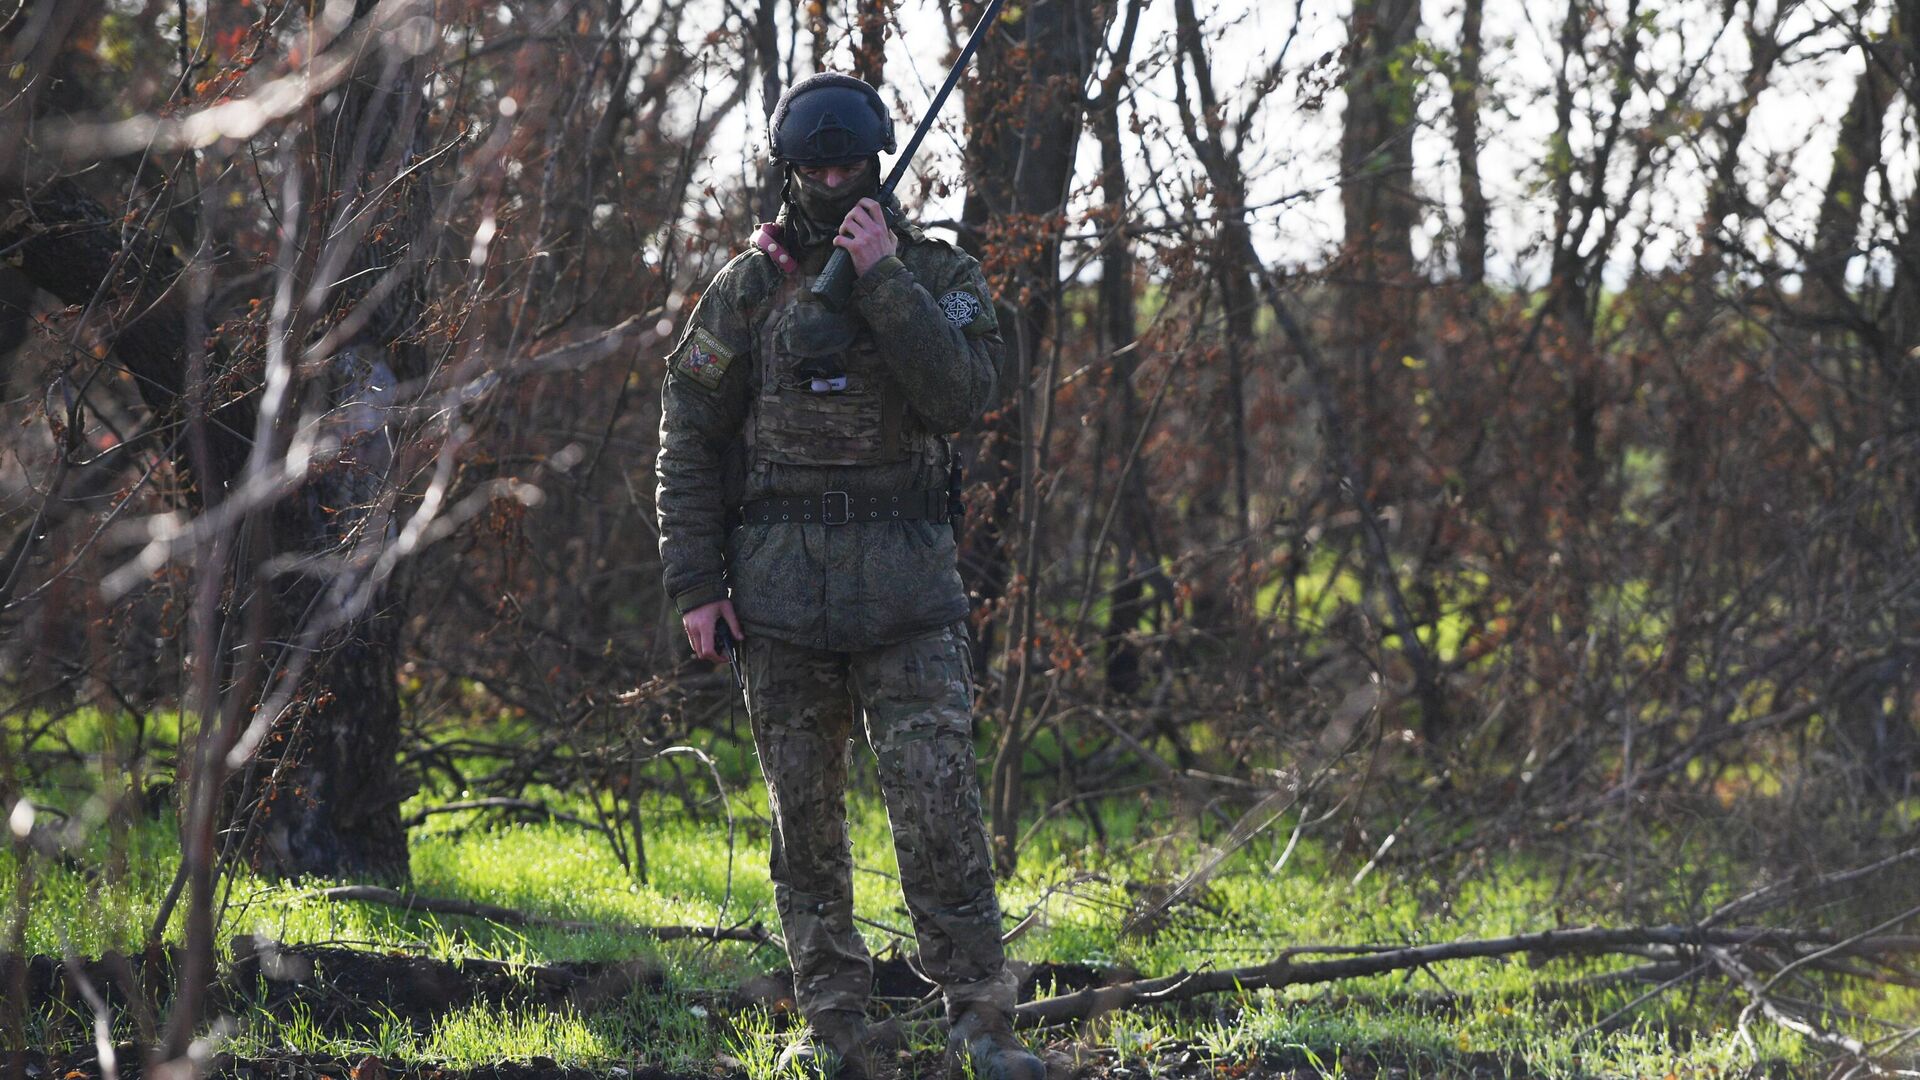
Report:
1805,33,1891,323
1339,0,1422,382
1087,0,1161,698
960,0,1109,871
1451,0,1488,286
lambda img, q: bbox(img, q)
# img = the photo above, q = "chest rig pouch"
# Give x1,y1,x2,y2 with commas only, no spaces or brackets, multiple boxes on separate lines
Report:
749,273,918,466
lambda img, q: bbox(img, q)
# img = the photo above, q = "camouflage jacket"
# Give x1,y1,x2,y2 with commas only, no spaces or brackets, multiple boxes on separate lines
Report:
656,223,1003,651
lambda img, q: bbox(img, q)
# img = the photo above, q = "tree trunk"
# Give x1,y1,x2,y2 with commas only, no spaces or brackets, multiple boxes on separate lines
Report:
961,0,1103,873
753,0,784,219
1170,0,1259,634
854,0,887,86
1,0,436,884
1090,0,1157,698
1451,0,1487,286
1806,45,1887,317
1881,0,1920,376
1339,0,1422,381
1333,0,1425,716
231,0,435,883
810,0,832,72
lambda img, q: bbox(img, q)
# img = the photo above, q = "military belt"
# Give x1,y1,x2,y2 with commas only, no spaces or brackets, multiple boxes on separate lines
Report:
740,489,948,526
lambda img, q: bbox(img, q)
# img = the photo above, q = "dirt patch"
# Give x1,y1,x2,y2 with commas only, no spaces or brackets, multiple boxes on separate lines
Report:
10,941,1139,1032
5,939,670,1052
22,947,1784,1079
15,1042,1628,1080
11,937,1136,1045
10,1041,1538,1080
3,947,178,1030
229,936,667,1030
1014,960,1129,1001
12,1048,709,1080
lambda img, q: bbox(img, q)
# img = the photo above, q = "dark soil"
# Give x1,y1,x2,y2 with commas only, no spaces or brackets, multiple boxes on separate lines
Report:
6,945,1802,1080
9,1048,707,1080
7,940,1130,1036
14,1041,1718,1080
2,938,670,1038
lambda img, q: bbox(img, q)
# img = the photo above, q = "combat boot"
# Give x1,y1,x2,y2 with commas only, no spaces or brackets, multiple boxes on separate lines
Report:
776,1009,877,1079
947,1005,1044,1080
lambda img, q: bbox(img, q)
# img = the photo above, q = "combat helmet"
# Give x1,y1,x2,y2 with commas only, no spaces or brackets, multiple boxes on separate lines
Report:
768,73,896,165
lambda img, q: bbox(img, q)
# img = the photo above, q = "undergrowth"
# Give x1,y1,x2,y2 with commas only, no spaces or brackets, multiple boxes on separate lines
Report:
6,722,1909,1078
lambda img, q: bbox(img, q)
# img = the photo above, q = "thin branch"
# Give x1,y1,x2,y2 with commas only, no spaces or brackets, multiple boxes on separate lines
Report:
1016,925,1915,1025
311,885,776,946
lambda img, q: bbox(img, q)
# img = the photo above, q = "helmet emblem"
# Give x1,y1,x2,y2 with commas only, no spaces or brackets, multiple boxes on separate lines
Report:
807,110,857,160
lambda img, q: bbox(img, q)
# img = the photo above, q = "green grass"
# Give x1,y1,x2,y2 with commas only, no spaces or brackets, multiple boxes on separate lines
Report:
8,751,1905,1077
217,994,730,1072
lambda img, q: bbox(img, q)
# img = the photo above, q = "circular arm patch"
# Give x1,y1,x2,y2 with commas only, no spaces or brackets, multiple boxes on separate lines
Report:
939,289,983,327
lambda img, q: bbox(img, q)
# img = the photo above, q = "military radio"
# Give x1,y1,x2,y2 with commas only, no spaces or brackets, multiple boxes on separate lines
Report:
810,0,1010,309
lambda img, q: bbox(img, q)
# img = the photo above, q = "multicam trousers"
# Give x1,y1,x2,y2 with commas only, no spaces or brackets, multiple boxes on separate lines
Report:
741,621,1018,1022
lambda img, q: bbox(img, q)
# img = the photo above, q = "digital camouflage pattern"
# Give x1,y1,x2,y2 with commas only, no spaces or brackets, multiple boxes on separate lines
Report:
656,222,1001,650
742,623,1018,1021
655,210,1012,1025
752,273,916,466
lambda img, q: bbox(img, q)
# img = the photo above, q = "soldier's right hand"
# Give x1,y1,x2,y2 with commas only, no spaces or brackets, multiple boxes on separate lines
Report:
683,599,745,664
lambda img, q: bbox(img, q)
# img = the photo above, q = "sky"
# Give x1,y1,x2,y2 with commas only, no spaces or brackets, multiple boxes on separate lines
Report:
650,0,1887,289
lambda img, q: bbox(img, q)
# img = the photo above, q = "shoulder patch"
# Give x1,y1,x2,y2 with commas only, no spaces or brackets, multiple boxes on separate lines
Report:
939,289,984,328
674,325,737,390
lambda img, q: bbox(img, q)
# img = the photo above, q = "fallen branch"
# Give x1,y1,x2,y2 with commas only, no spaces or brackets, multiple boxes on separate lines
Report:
399,797,613,837
311,886,774,946
1708,946,1875,1067
1705,846,1920,928
1014,924,1915,1025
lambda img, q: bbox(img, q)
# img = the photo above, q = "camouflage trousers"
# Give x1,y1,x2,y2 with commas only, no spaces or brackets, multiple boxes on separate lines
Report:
741,621,1018,1022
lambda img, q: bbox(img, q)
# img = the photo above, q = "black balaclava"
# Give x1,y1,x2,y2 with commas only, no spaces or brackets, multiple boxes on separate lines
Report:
778,158,886,252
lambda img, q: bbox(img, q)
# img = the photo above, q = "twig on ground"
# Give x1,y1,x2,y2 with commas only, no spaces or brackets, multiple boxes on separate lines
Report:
852,913,913,941
399,797,616,839
1707,946,1876,1071
1002,874,1104,947
1704,846,1920,928
1579,960,1713,1038
58,935,118,1080
310,885,774,946
1014,924,1920,1025
655,745,737,943
1756,902,1920,997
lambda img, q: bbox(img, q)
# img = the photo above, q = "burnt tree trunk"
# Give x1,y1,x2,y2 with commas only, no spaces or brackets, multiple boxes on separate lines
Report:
1,0,436,884
232,0,435,883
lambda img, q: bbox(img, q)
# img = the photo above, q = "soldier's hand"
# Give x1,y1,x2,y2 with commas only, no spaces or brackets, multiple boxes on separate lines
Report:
683,599,744,664
835,198,898,276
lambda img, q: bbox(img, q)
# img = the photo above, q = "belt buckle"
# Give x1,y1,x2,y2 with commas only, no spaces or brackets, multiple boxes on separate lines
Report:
821,490,850,526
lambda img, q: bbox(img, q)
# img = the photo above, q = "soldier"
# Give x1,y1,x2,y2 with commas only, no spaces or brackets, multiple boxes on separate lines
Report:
654,73,1044,1080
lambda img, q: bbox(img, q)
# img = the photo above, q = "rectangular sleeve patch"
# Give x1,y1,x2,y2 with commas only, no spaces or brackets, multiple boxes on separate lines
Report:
672,325,739,390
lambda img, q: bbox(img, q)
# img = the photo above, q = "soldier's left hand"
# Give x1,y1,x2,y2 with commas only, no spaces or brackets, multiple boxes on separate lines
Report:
835,198,898,276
